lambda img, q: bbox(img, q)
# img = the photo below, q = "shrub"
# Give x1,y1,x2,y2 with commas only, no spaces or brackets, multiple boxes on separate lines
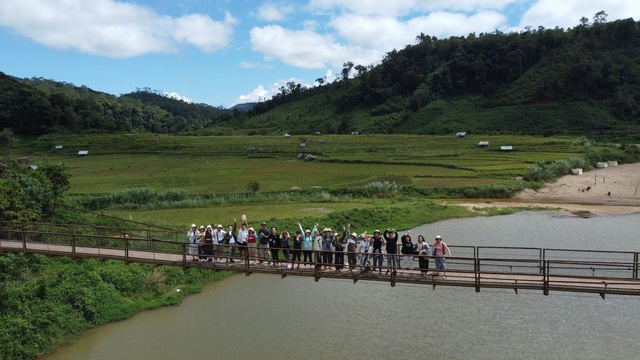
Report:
364,181,399,198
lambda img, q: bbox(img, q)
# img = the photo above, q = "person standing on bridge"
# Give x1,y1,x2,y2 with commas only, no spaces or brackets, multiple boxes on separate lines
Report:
213,224,226,262
224,221,237,263
346,230,358,271
400,231,415,271
384,228,399,275
292,230,303,269
371,230,385,274
203,225,214,262
187,224,200,262
257,222,271,264
299,223,317,268
268,226,281,267
321,228,334,270
431,235,451,273
416,235,429,275
247,227,258,264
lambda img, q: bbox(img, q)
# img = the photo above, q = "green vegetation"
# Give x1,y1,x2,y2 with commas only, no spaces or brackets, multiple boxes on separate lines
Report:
0,253,228,360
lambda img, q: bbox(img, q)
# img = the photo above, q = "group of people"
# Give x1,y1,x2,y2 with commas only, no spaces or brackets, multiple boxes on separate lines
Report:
187,217,452,275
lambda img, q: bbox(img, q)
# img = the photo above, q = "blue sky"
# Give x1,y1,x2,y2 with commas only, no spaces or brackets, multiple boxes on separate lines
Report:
1,1,638,108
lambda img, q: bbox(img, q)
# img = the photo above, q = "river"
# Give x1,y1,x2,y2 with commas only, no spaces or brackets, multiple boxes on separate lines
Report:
42,212,640,360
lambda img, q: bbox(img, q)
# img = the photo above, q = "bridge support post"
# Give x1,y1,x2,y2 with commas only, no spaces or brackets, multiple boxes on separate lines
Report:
633,253,638,279
124,236,129,264
543,260,549,296
475,258,480,293
71,234,76,259
21,230,26,253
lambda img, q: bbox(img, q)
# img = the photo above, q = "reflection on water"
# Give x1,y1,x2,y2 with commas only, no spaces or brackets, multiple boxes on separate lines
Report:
43,212,640,360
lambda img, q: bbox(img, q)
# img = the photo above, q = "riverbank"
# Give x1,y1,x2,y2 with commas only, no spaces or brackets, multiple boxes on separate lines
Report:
451,162,640,216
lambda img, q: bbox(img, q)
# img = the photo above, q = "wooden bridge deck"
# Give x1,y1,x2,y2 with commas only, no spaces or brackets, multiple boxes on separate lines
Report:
2,235,640,298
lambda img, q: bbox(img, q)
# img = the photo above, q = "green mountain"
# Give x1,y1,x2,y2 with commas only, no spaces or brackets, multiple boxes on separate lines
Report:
242,18,640,139
0,75,231,135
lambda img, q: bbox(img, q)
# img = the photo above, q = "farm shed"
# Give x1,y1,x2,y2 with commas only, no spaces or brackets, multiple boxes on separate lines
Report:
456,132,467,137
500,146,513,151
478,141,490,147
55,145,63,150
29,165,38,171
304,155,316,162
78,150,89,157
17,157,29,164
284,133,291,138
596,162,608,168
607,161,618,167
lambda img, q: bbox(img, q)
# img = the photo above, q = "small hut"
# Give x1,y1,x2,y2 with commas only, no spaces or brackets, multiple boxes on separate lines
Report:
478,141,490,147
17,157,29,164
500,146,513,151
78,150,89,157
456,132,467,137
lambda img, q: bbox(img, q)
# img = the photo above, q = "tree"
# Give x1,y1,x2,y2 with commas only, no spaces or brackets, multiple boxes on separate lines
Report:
342,61,354,88
593,11,608,24
0,128,14,164
315,77,325,86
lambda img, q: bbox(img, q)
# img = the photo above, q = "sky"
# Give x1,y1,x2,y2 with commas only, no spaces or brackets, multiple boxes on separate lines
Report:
1,1,639,108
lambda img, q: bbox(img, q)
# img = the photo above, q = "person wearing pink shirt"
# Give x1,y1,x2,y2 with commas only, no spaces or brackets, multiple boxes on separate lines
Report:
431,235,451,273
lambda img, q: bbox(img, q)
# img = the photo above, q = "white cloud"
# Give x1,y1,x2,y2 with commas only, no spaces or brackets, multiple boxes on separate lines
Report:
0,0,237,57
519,0,640,30
257,2,294,21
250,25,379,69
234,77,314,105
164,92,194,103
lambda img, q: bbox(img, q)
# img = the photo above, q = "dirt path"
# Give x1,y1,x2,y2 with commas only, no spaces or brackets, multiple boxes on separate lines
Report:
451,162,640,216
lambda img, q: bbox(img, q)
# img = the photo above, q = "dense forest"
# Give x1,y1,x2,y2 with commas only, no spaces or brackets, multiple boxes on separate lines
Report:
0,76,231,135
1,14,640,138
246,15,640,138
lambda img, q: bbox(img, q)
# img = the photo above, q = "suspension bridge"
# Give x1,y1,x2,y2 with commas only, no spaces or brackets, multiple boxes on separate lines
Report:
2,221,639,298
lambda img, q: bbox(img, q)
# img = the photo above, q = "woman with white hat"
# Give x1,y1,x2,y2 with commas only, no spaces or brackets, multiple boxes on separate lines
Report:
298,222,318,268
346,227,358,271
186,224,200,261
431,235,451,274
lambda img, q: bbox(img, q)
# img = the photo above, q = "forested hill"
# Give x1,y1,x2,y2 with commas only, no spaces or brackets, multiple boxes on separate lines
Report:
0,75,231,135
244,17,640,138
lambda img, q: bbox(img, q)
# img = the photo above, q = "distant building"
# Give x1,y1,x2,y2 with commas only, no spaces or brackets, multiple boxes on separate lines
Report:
284,133,291,138
55,145,63,150
500,146,513,151
78,150,89,157
304,155,316,162
478,141,490,147
17,157,29,164
29,165,38,171
456,132,467,137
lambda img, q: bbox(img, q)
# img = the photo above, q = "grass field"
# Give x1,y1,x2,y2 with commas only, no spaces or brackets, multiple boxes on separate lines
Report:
17,133,585,194
12,133,588,228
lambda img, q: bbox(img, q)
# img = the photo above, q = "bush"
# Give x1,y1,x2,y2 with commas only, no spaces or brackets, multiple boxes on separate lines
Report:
364,181,399,198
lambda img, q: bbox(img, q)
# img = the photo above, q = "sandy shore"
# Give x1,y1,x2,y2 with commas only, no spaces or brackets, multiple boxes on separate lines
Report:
451,162,640,216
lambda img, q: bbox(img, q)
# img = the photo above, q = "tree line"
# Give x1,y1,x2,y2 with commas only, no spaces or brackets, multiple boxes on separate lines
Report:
0,76,232,135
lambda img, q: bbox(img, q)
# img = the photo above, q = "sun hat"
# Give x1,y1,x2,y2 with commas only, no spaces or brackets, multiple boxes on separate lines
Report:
249,227,255,232
305,229,311,233
351,232,358,237
217,224,223,228
191,224,196,228
199,225,205,229
206,225,212,229
261,221,267,225
374,229,380,233
323,228,332,232
435,235,442,239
